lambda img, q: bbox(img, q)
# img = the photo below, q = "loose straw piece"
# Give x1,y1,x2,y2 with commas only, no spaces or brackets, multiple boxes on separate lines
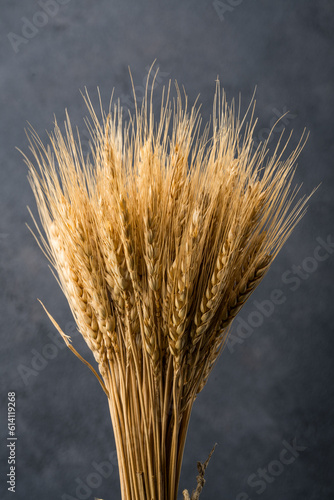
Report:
183,443,217,500
38,300,109,398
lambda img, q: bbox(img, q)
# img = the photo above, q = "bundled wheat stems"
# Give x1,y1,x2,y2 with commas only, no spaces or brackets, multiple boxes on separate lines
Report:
24,72,313,500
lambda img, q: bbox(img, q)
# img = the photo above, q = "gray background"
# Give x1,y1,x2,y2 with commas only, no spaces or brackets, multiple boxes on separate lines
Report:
0,1,333,499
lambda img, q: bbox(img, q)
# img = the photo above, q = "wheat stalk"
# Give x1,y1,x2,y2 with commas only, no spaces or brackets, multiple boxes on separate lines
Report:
23,69,315,500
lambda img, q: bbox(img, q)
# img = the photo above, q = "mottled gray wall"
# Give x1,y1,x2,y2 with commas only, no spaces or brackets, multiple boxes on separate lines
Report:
0,1,333,499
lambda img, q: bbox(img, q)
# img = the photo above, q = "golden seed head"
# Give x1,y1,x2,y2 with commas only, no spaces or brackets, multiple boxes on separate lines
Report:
26,75,313,415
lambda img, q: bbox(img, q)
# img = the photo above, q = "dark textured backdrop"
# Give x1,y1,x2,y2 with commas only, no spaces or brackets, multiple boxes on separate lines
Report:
0,1,333,499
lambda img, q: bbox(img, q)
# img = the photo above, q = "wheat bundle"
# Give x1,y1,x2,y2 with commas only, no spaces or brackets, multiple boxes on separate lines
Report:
23,71,313,500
